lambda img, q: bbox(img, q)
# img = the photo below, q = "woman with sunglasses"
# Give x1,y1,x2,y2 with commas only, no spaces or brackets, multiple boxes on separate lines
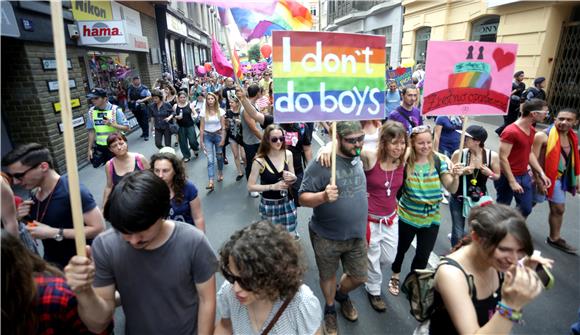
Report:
102,133,149,205
247,125,298,234
389,124,462,296
199,92,226,190
215,221,322,335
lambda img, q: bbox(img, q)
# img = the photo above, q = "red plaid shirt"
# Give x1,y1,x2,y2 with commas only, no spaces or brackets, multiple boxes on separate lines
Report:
34,274,110,335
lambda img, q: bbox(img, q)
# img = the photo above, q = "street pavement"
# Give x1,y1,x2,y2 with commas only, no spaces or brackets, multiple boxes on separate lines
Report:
74,115,579,335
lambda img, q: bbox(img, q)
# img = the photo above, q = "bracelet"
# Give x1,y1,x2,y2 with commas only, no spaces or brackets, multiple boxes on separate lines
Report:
490,172,496,179
496,301,524,325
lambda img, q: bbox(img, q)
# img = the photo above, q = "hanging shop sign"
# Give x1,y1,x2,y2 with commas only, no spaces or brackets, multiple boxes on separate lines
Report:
53,98,82,113
57,116,85,134
77,20,126,45
1,1,20,38
71,0,113,21
47,79,77,92
166,13,187,37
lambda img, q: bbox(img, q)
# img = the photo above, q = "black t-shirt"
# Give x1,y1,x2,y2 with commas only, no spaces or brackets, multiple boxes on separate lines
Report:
175,104,195,127
281,123,313,175
222,86,236,110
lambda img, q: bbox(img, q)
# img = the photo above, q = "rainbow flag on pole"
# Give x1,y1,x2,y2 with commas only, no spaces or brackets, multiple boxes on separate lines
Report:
272,31,386,123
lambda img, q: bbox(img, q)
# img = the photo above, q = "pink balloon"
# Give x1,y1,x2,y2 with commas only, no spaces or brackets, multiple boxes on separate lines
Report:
197,65,206,75
260,44,272,58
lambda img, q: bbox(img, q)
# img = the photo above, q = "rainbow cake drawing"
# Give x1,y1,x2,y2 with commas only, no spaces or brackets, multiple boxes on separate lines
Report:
448,46,492,89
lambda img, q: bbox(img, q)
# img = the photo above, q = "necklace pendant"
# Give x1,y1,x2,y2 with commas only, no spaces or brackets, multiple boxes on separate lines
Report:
470,178,477,186
386,189,391,197
384,181,390,188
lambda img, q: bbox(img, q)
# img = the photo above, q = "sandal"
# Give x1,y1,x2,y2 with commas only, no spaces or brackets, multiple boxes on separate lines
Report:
217,175,224,182
206,181,214,190
388,277,400,296
236,174,244,181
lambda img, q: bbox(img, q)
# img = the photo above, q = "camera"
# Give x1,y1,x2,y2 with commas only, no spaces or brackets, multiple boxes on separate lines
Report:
467,185,483,202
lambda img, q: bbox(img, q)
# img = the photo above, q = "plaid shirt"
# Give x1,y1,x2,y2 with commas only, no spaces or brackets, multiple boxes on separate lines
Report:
35,274,109,335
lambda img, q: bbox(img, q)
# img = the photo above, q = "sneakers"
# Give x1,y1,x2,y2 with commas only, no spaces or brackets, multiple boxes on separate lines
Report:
323,312,338,335
340,297,358,321
547,237,577,254
367,292,386,312
249,191,260,198
441,197,449,205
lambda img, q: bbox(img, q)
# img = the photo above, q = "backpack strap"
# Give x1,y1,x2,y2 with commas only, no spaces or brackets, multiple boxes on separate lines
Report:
135,155,144,170
438,257,476,300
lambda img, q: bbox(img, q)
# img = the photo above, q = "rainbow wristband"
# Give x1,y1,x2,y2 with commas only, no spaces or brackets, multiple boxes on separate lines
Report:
497,301,524,325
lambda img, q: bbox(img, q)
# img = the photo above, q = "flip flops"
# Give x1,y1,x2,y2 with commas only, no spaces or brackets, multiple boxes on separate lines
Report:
388,277,400,296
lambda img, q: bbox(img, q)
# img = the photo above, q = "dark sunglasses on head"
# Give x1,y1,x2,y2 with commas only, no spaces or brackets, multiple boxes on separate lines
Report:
342,134,365,145
10,163,40,180
410,125,432,135
221,265,252,291
270,136,285,143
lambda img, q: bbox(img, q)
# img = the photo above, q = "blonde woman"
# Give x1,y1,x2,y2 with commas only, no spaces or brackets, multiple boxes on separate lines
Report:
199,92,226,190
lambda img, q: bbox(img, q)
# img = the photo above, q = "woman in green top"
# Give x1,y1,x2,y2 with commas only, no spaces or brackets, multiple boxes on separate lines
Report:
388,125,462,296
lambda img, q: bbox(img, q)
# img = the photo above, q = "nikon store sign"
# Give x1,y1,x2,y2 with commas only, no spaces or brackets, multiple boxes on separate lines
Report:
72,0,113,21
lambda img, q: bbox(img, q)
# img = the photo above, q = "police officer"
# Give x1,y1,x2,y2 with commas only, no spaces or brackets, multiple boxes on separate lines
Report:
127,76,152,140
86,88,130,168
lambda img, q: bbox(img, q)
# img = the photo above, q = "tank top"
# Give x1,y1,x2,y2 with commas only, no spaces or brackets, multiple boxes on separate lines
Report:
109,155,144,186
455,149,491,197
259,154,289,200
365,161,404,216
175,104,195,127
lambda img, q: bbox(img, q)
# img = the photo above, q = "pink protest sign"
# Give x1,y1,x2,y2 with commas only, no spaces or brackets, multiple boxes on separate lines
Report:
422,41,517,116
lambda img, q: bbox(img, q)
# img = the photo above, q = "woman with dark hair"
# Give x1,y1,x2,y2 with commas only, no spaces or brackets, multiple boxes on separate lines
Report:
248,125,298,234
215,221,322,335
151,152,205,232
102,133,149,205
173,91,200,162
1,231,107,334
429,203,552,334
149,89,175,149
199,92,226,190
225,95,245,180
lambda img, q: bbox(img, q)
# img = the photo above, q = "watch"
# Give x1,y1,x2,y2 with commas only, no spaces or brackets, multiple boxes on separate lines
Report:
54,227,64,242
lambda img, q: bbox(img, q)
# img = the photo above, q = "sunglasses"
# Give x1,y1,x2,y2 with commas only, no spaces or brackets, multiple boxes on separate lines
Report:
410,125,432,135
342,134,365,145
221,265,252,291
10,163,40,180
270,136,285,143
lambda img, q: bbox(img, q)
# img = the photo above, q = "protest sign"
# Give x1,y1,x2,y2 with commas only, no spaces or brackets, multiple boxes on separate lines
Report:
387,67,412,87
272,31,386,123
422,41,517,116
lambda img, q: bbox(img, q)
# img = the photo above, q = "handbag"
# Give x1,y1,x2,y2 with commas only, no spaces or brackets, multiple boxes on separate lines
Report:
169,120,179,134
461,149,494,217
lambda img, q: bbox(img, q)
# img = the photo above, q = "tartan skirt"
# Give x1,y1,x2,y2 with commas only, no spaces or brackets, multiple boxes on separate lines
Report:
259,197,298,232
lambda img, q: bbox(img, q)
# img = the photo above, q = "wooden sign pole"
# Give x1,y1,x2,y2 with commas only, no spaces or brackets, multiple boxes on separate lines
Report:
330,122,337,185
50,0,86,256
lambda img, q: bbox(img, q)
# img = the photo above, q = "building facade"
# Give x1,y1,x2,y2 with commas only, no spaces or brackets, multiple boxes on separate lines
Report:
401,0,579,112
322,0,404,68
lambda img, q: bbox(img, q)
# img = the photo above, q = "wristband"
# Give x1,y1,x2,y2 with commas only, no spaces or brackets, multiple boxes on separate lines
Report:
497,301,524,325
490,172,496,179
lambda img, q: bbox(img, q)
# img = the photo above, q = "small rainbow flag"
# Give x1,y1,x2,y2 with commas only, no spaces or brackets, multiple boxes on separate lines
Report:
272,31,386,123
232,49,243,81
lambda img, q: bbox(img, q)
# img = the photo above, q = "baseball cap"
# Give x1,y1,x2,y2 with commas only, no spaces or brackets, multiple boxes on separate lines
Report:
533,77,546,86
86,88,107,99
336,121,363,137
456,125,488,143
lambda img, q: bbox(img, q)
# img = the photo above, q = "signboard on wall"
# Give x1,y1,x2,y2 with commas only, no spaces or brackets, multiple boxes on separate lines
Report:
53,98,82,113
77,20,126,45
71,0,113,21
58,116,85,133
47,79,77,92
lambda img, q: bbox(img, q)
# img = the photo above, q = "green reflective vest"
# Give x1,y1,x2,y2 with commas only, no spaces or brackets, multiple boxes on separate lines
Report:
92,109,117,146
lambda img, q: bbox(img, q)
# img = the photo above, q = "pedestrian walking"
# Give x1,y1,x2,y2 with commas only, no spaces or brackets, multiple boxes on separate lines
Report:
127,76,152,141
174,91,200,162
496,71,526,135
102,133,149,205
215,221,322,335
225,96,246,181
199,92,226,190
238,85,264,197
149,89,176,149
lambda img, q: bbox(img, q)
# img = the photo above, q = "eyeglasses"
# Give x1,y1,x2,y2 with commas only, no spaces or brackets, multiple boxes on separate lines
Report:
342,134,365,144
221,265,252,291
10,163,40,180
270,136,285,143
410,125,432,135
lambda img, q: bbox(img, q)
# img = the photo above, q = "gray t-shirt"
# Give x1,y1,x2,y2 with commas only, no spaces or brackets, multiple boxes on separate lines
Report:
299,156,368,240
92,221,218,335
240,105,261,145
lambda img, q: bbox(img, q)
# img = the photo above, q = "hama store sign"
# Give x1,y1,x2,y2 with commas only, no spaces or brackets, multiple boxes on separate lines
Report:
77,20,126,45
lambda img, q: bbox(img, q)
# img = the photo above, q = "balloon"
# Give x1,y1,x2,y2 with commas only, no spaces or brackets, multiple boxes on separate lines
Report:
197,65,206,75
204,62,212,71
260,44,272,58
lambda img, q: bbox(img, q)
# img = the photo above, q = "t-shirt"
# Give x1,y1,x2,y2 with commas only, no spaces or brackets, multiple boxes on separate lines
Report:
398,159,449,228
299,157,368,240
175,103,195,128
29,175,97,268
217,282,322,335
385,90,401,116
500,123,535,175
388,106,423,134
222,86,236,110
241,105,262,145
92,221,218,335
200,108,225,133
435,116,462,156
169,180,199,226
281,123,312,175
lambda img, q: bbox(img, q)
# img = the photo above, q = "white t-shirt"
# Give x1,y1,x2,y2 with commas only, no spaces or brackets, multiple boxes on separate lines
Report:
217,282,322,335
200,108,225,132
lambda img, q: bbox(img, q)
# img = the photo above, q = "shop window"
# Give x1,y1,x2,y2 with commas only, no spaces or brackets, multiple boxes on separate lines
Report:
470,16,500,42
414,27,431,64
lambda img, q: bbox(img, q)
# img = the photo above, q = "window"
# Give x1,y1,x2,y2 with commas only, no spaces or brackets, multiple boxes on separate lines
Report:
470,16,500,42
414,27,431,64
372,26,393,67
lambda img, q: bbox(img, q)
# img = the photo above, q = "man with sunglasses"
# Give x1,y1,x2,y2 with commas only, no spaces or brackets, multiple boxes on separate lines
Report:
299,121,368,335
1,143,105,268
496,99,551,218
64,170,217,334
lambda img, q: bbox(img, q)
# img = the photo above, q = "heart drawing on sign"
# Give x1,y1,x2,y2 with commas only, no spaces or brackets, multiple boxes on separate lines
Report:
492,48,515,71
395,67,407,75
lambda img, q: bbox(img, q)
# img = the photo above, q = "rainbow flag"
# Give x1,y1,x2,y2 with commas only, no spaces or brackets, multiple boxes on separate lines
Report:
232,49,243,81
231,0,312,42
272,31,386,123
181,0,277,15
